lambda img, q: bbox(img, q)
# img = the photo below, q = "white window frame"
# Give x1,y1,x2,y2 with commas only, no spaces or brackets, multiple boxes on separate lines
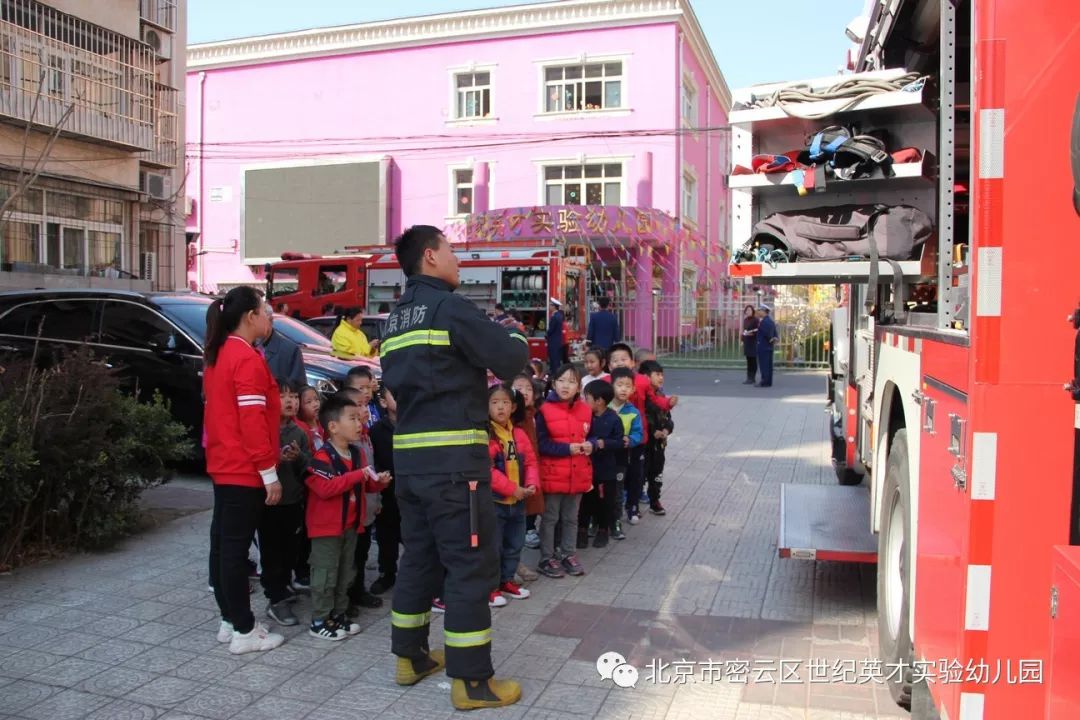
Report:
447,161,495,221
680,264,697,320
446,62,498,126
534,53,632,120
535,158,627,207
681,166,698,226
681,71,698,129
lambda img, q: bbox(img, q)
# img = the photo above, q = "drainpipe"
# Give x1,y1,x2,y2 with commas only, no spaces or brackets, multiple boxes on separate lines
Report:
196,71,207,292
705,84,711,302
673,29,683,345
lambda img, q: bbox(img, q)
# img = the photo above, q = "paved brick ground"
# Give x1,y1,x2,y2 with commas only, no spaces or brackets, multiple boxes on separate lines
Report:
0,370,907,719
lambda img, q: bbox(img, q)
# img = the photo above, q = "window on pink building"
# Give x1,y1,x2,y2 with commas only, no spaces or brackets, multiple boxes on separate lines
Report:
455,72,491,119
544,62,622,113
454,169,473,215
544,164,621,206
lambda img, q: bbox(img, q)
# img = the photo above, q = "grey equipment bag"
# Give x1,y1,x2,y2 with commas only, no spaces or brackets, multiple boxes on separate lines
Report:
749,204,933,261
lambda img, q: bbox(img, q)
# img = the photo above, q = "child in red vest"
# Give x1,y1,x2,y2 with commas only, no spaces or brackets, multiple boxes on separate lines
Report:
487,384,539,606
534,364,593,578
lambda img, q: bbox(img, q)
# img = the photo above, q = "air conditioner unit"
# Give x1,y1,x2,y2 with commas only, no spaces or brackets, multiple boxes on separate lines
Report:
140,251,157,282
140,171,168,200
142,27,171,61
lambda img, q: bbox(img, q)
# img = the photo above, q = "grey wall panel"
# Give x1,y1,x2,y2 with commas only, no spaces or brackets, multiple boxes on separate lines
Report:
243,161,384,260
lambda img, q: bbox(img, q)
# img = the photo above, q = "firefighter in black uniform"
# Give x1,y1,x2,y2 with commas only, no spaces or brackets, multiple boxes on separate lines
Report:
380,225,529,710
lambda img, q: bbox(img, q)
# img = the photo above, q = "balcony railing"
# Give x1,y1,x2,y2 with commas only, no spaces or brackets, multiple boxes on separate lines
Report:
0,0,155,151
142,82,177,167
139,0,177,33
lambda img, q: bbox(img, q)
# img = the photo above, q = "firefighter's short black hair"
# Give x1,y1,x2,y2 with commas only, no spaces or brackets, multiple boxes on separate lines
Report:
394,225,445,277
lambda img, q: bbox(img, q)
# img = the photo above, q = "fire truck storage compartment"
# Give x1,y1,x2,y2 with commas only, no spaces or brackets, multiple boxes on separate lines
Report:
366,267,406,309
455,267,499,310
728,67,939,286
1047,546,1080,719
778,484,877,563
501,268,548,339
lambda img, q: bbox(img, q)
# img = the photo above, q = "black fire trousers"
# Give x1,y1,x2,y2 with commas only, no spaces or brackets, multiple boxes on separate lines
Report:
209,484,264,634
391,472,498,680
257,502,303,604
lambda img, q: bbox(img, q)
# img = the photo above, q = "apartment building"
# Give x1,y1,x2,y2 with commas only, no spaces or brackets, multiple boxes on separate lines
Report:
186,0,731,340
0,0,186,291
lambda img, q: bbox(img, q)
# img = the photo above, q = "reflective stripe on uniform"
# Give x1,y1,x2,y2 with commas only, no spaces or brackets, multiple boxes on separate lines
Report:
380,329,450,356
391,610,431,629
393,429,488,450
509,332,527,344
444,627,492,648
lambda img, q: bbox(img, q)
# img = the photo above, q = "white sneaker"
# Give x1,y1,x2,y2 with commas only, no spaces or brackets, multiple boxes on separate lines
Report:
216,620,234,643
334,615,362,636
228,622,284,655
628,514,640,526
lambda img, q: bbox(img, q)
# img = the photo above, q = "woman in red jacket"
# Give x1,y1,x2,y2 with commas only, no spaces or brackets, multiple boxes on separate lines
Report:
204,286,285,655
534,364,594,579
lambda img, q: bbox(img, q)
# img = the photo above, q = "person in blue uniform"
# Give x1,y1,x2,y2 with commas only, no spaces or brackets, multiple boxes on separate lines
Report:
545,298,564,372
755,304,778,388
586,296,621,352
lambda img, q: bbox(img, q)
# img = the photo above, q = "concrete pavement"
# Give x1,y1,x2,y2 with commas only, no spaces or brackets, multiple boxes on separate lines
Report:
0,370,905,719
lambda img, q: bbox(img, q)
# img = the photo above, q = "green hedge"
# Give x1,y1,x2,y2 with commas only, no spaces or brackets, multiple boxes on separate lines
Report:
0,347,192,570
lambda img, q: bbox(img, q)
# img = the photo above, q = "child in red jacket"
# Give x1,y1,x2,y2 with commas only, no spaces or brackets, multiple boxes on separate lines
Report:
535,364,594,579
305,393,390,641
488,384,539,606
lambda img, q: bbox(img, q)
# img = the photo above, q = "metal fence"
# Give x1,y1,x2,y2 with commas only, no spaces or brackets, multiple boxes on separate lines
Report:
609,291,833,370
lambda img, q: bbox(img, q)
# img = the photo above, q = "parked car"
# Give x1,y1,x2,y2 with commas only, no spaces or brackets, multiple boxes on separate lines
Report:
305,314,388,344
0,290,356,450
272,314,381,378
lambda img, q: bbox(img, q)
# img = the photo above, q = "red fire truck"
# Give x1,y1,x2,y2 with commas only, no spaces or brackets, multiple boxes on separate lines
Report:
364,239,590,362
264,251,376,319
728,1,1080,717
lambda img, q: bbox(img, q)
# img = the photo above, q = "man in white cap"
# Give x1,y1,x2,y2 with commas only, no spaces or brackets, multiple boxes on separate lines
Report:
755,304,778,387
546,297,565,371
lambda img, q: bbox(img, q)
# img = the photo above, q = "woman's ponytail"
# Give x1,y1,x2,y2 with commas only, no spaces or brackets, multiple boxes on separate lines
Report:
205,286,263,366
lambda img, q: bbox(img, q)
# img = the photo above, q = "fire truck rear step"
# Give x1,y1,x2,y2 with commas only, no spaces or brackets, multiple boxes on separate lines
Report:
778,484,877,563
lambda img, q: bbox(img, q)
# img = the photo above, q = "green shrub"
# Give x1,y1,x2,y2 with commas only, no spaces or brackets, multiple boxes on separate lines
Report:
0,347,192,569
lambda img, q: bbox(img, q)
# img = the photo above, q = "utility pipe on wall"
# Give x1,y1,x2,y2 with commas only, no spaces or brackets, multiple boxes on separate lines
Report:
196,71,207,292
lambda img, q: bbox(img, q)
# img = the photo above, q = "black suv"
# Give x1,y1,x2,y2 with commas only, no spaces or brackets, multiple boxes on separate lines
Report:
0,290,350,447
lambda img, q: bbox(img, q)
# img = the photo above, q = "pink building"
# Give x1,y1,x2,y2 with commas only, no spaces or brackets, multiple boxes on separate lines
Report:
185,0,731,347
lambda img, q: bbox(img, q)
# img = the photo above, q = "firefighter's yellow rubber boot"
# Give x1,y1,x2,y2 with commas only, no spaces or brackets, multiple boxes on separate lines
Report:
451,677,522,710
395,649,445,686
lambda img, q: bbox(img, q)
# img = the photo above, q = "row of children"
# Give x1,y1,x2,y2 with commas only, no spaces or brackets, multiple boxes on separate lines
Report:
255,343,676,640
480,342,678,607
